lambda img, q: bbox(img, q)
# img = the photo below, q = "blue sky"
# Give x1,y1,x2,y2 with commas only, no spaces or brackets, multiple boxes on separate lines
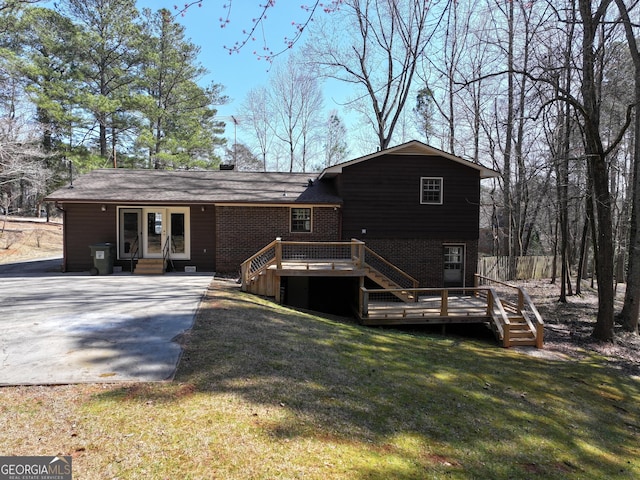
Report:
137,1,359,152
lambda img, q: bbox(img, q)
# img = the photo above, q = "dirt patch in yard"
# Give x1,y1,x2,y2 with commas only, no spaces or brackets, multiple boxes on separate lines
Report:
0,217,63,264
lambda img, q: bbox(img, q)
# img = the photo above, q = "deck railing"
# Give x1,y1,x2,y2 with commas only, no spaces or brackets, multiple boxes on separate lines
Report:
475,274,544,348
360,246,419,290
359,286,499,318
241,239,278,285
241,238,419,290
279,240,362,268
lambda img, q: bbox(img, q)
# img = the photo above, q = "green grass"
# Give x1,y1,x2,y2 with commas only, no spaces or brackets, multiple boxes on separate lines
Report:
1,281,639,479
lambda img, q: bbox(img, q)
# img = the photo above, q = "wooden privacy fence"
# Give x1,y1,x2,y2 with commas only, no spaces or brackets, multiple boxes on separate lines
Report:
478,256,555,281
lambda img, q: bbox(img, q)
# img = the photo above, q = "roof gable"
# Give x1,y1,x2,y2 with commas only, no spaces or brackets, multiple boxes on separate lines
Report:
319,140,498,179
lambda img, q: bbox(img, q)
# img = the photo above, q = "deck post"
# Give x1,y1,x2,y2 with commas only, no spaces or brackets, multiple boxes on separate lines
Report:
486,290,493,316
240,263,248,291
275,238,282,269
352,239,365,268
441,289,448,316
360,287,369,318
518,289,525,311
275,275,281,303
503,324,511,348
536,323,544,349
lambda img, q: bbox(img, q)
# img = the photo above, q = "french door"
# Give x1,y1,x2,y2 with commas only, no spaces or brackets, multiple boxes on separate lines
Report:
118,207,189,260
119,209,142,259
144,208,166,258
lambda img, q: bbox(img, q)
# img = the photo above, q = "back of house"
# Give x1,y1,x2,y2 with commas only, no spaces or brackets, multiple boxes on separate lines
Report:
45,140,497,287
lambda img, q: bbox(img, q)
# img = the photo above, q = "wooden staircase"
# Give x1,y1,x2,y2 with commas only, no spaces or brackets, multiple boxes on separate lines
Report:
489,313,539,347
484,279,544,348
133,258,166,275
364,266,415,302
506,314,539,347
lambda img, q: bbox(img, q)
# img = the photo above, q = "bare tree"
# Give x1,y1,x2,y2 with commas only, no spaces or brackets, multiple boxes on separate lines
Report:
268,55,323,172
0,117,49,216
223,142,262,172
577,0,616,341
306,0,444,150
323,110,349,168
614,0,640,334
242,87,272,171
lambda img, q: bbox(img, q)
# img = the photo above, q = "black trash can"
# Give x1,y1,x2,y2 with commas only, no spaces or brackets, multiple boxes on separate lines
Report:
89,243,116,275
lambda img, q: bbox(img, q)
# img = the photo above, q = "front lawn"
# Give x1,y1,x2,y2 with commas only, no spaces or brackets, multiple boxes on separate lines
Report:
0,280,638,479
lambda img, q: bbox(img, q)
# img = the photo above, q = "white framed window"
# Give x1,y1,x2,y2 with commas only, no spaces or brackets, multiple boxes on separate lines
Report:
420,177,443,204
291,207,312,232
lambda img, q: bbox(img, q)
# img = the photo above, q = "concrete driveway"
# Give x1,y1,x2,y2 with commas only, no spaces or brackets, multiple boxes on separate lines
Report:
0,258,213,385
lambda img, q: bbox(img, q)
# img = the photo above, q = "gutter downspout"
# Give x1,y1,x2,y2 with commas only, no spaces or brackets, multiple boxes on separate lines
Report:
55,202,67,272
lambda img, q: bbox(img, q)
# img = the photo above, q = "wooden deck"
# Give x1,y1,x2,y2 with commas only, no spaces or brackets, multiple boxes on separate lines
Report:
240,240,544,348
273,259,366,276
362,294,490,325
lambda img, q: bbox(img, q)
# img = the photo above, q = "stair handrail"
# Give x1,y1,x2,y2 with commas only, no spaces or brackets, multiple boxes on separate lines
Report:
362,245,419,289
162,235,174,272
487,287,512,347
519,287,545,348
129,235,140,273
475,274,544,347
240,239,279,286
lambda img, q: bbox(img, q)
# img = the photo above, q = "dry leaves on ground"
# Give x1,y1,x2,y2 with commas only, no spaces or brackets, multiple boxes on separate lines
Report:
520,279,640,376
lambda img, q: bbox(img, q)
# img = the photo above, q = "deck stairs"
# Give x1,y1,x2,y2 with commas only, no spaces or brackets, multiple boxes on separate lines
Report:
490,309,540,348
133,258,166,275
505,315,539,347
363,265,415,302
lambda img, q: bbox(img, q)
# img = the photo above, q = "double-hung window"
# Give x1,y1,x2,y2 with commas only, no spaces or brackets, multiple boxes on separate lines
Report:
420,177,443,205
291,207,312,232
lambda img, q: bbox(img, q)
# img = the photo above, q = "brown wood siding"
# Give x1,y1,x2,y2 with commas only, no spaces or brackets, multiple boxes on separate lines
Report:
336,154,481,240
186,205,215,272
62,203,215,272
63,203,117,271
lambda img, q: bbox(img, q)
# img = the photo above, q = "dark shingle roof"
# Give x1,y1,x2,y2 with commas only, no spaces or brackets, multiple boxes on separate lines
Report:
45,169,341,205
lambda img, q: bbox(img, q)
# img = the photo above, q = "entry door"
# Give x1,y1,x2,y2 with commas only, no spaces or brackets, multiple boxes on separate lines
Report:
119,209,142,259
443,245,465,287
144,208,166,258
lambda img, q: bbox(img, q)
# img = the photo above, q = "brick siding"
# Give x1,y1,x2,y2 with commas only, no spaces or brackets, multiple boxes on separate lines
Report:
215,205,341,273
362,238,479,287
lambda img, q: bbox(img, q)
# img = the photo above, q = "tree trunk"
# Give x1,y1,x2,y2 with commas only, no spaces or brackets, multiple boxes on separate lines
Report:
576,210,590,296
614,0,640,334
579,0,615,341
